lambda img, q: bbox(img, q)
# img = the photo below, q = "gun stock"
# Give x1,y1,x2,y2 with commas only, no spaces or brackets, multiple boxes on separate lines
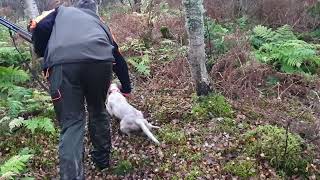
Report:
16,30,32,43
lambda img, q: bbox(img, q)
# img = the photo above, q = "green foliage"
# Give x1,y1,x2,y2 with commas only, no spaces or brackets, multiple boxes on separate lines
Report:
112,160,134,176
224,159,257,178
236,16,249,30
8,117,24,132
2,87,53,119
159,125,186,144
0,47,30,66
0,148,33,179
243,125,312,176
23,90,54,118
191,93,233,120
205,19,230,56
121,39,147,53
122,39,151,76
157,39,187,62
0,26,10,43
6,98,24,118
0,66,30,91
128,54,151,76
186,166,202,179
7,116,55,135
251,25,320,74
215,117,239,134
23,117,56,135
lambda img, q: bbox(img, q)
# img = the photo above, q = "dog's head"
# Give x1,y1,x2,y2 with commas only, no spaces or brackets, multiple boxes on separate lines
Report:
108,83,120,94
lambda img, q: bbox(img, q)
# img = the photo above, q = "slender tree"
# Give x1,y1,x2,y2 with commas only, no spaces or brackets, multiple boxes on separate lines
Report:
24,0,40,77
24,0,39,19
183,0,211,96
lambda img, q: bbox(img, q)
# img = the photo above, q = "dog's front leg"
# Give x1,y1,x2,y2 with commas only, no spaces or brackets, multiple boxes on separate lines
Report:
106,103,113,116
120,125,132,137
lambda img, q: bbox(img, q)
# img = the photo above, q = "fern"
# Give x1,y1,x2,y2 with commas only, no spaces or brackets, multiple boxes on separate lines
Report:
9,117,24,132
0,66,30,92
0,26,10,42
128,54,151,76
6,98,24,118
252,25,320,74
23,117,56,135
273,25,297,42
0,47,30,66
205,19,230,55
0,150,33,179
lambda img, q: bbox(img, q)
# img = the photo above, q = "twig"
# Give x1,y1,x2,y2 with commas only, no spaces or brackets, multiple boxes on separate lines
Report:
282,110,307,162
311,90,320,103
276,80,296,100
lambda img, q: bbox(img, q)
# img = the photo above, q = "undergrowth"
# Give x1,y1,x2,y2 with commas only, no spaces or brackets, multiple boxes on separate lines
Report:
224,158,257,178
251,25,320,74
191,93,233,120
243,125,313,177
0,147,34,179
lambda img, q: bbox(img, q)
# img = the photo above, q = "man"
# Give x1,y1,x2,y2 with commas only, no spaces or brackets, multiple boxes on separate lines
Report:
29,0,131,179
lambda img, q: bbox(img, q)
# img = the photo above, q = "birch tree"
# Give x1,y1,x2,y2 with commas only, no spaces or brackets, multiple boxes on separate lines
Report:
24,0,40,75
24,0,39,19
183,0,211,96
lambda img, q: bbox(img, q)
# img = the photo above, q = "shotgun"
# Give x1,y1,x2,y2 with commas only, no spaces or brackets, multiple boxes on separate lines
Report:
0,16,32,43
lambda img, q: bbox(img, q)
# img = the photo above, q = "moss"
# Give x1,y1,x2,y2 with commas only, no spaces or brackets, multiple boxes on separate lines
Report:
167,145,203,162
112,160,134,176
215,117,239,134
243,125,313,176
224,159,257,178
186,166,202,179
191,93,233,120
158,125,186,145
159,161,173,172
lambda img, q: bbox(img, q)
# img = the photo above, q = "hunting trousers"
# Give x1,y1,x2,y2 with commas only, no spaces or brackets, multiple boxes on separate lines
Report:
48,62,113,180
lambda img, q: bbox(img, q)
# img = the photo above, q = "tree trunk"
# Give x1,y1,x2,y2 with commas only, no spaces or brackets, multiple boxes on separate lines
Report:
24,0,39,19
183,0,211,96
24,0,41,78
133,0,142,13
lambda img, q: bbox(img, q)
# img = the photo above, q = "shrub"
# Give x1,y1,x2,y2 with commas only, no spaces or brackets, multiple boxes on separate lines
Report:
251,25,320,74
243,125,312,176
191,93,233,120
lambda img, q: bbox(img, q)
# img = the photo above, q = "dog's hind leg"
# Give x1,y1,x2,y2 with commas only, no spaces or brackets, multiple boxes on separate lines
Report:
143,119,160,130
120,121,133,137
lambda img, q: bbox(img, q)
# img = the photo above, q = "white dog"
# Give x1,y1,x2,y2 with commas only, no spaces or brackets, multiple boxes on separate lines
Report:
106,83,160,144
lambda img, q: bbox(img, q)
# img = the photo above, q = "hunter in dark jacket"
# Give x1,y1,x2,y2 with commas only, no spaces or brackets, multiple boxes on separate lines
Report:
29,0,131,179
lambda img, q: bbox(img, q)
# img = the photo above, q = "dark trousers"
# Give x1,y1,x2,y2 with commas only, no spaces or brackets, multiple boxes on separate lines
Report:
48,62,113,180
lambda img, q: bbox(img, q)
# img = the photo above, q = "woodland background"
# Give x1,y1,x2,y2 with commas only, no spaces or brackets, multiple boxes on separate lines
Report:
0,0,320,179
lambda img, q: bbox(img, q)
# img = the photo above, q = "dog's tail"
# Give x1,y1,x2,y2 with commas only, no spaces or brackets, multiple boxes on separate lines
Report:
136,120,160,145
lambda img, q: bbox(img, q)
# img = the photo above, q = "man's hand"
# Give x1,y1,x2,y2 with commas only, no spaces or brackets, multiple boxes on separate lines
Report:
122,93,132,99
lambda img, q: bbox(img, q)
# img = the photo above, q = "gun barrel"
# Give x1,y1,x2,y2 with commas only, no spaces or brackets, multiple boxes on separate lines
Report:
0,16,32,43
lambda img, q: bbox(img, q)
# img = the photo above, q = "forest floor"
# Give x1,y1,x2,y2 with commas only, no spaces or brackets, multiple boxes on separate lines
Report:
11,56,320,179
